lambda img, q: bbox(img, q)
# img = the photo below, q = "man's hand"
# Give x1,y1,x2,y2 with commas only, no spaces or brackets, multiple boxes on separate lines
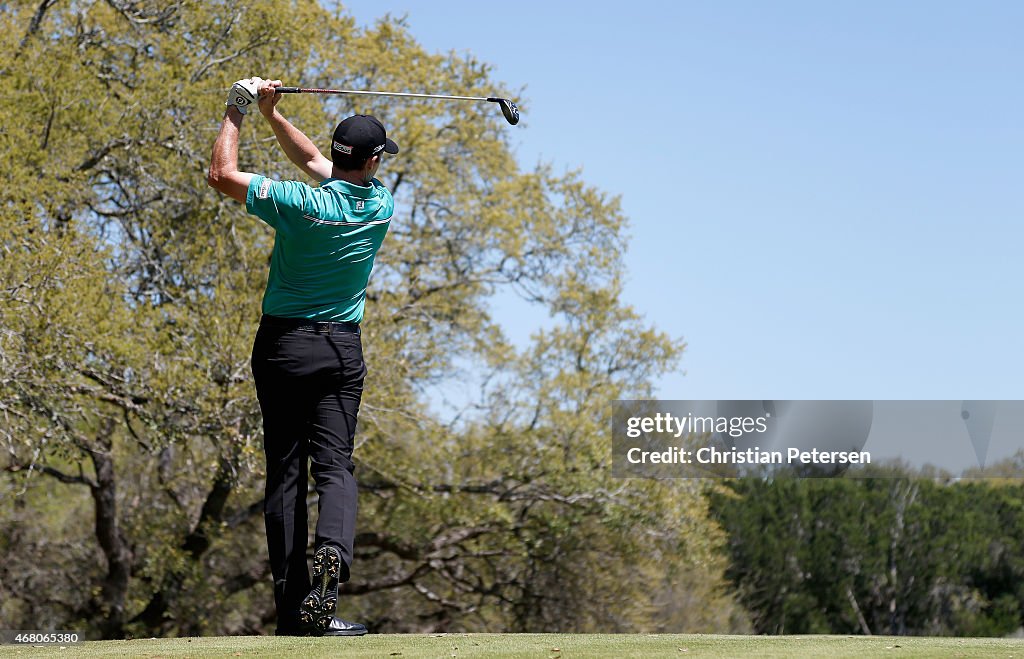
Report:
258,79,284,118
226,77,263,115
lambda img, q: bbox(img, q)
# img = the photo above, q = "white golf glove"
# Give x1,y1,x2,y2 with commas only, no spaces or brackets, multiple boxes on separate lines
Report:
226,77,263,114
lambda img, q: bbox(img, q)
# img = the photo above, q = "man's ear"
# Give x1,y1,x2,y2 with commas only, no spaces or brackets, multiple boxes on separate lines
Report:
363,154,380,178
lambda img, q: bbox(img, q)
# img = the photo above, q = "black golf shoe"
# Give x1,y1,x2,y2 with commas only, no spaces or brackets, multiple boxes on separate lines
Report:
321,616,368,636
300,545,343,633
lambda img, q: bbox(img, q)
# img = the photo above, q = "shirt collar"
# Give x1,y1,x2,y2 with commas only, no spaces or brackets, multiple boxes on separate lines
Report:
322,178,375,199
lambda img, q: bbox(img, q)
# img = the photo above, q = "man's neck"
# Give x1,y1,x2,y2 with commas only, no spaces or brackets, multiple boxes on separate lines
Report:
331,168,370,187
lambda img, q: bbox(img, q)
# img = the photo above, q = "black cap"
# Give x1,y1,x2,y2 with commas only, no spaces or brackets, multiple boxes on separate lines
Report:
331,114,399,163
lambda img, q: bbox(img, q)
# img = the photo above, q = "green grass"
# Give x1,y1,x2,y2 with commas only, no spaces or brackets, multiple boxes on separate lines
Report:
2,634,1022,658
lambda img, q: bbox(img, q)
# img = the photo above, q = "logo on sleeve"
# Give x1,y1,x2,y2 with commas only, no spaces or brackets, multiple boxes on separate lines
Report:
257,179,271,199
355,200,365,211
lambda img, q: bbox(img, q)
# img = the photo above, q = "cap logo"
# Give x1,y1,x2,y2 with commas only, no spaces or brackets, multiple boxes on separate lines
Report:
332,141,353,155
372,144,384,154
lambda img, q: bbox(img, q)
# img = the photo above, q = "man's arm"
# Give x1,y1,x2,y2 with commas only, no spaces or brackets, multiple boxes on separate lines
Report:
207,106,254,204
257,79,334,182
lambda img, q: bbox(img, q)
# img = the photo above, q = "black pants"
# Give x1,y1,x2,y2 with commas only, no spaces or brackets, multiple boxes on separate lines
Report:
250,316,366,634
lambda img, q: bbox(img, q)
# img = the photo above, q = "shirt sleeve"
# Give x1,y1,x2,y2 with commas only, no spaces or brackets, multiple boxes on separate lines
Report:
246,175,316,233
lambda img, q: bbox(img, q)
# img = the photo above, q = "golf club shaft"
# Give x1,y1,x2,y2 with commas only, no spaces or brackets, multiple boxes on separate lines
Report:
274,86,520,125
276,87,494,102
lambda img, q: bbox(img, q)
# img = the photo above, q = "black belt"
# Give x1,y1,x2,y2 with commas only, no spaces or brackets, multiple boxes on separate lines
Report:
261,314,360,335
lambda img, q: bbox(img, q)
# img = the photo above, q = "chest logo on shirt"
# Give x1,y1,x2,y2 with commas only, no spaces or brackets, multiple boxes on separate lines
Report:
355,200,365,211
257,179,271,199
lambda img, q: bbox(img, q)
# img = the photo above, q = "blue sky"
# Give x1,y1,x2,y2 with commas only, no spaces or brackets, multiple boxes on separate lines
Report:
342,0,1024,400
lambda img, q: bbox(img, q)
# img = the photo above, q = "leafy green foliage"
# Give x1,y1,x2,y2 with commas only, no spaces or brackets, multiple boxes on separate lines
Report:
710,472,1024,636
0,0,739,638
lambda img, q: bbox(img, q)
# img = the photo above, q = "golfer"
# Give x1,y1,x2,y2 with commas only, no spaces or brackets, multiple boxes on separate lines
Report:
207,76,398,637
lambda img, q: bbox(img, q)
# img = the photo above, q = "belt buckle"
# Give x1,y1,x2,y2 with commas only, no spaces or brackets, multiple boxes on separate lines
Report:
314,321,331,335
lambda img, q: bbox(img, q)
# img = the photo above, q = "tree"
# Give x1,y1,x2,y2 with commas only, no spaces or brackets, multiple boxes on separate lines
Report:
710,471,1024,636
0,0,741,637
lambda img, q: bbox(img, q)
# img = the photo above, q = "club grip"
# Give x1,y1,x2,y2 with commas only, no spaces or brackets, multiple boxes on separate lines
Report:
275,87,301,93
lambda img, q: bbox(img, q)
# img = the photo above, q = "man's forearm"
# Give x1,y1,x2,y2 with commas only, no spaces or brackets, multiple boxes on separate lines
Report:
265,110,329,177
210,108,243,181
207,107,253,203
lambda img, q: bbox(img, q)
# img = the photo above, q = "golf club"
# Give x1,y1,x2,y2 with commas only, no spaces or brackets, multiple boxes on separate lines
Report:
275,86,520,126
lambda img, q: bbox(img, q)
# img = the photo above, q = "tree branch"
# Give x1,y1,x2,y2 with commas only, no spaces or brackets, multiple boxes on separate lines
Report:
18,0,60,51
4,462,97,489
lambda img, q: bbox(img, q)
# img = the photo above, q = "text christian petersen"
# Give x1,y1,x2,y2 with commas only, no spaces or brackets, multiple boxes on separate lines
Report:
623,412,872,466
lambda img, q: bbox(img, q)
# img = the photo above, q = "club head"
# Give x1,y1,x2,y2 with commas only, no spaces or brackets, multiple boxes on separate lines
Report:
488,97,520,125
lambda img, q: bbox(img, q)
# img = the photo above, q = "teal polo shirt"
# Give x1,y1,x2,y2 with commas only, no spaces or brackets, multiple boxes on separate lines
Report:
245,175,394,322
